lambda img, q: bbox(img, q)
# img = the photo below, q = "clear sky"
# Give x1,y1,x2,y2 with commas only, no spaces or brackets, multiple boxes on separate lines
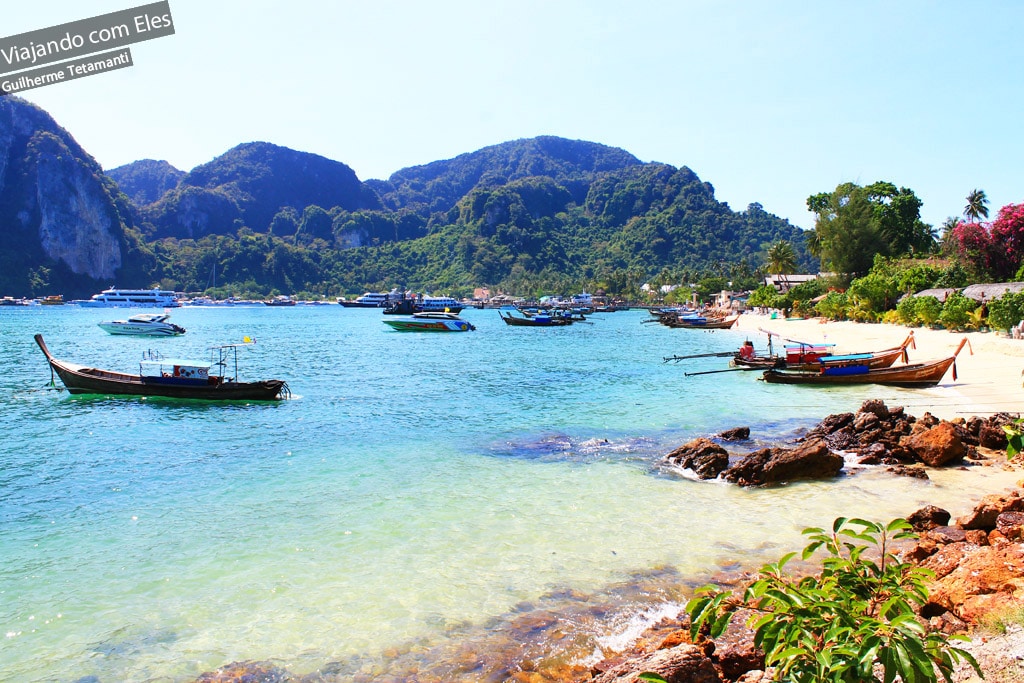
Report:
5,1,1022,231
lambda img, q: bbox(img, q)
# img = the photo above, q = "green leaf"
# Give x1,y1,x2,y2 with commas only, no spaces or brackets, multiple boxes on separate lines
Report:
637,674,668,683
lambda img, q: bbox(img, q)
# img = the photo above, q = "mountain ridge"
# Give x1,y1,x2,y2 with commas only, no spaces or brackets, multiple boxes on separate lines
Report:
0,98,811,298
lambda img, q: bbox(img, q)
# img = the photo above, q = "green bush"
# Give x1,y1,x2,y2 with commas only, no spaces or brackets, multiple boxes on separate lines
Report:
939,291,978,330
815,291,848,320
687,518,979,683
988,291,1024,332
895,296,918,325
914,296,943,326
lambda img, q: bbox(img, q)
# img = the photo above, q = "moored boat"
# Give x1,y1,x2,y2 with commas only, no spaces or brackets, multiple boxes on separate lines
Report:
76,288,181,308
340,292,392,308
98,313,186,336
499,310,573,326
733,332,915,371
662,314,739,330
382,311,475,332
760,338,969,388
35,334,289,400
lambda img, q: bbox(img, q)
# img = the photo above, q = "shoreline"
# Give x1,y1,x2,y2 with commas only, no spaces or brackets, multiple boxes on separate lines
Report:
733,313,1024,421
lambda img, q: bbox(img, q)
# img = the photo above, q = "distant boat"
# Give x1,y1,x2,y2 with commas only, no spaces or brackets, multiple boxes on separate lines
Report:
383,312,475,332
77,288,180,308
35,334,289,401
98,313,186,336
499,310,573,327
662,314,739,330
264,295,297,306
760,338,969,388
339,292,392,308
39,295,65,305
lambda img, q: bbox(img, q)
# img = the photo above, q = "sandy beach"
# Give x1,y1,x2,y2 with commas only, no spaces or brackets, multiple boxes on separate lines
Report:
733,313,1024,422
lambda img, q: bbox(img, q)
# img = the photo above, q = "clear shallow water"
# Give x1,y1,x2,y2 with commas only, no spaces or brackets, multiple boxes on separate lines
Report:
1,306,1018,682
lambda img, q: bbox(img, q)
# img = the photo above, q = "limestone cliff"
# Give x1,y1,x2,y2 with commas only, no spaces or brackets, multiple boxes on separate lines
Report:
0,96,131,294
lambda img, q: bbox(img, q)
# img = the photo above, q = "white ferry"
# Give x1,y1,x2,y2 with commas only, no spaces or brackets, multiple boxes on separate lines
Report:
339,292,392,308
417,296,464,313
77,288,181,308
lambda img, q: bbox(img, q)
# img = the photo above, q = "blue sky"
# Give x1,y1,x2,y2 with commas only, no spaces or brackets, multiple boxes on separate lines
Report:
6,1,1022,231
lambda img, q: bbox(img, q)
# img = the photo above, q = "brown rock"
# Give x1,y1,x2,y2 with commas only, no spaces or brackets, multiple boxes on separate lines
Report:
926,544,1024,621
194,661,288,682
718,427,750,441
957,492,1024,530
590,643,721,682
858,399,890,420
664,438,730,480
853,411,880,431
906,505,951,531
721,439,843,486
996,511,1024,541
903,422,966,467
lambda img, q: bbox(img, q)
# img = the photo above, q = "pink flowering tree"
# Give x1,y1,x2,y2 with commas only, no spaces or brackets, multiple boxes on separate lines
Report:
991,203,1024,279
950,203,1024,280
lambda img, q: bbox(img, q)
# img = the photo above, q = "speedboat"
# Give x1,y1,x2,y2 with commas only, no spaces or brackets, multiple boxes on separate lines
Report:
382,311,475,332
97,313,186,336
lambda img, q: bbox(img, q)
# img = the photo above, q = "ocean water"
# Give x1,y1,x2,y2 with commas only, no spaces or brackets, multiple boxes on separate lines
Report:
1,305,1017,682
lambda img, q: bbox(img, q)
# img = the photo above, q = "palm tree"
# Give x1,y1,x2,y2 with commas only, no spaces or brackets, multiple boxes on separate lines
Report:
964,189,990,223
766,240,798,275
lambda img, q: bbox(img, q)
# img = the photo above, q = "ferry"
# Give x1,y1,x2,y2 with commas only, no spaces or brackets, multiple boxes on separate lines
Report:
418,296,465,313
76,288,181,308
339,292,392,308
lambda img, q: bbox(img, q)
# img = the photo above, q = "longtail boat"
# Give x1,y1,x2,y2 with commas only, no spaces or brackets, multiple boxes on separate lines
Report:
499,310,573,326
35,334,290,400
733,331,915,371
662,314,739,330
759,337,969,388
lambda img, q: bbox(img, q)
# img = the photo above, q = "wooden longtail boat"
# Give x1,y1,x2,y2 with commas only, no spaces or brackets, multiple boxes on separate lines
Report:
759,337,969,388
35,334,289,400
733,332,915,371
662,315,739,330
499,310,573,326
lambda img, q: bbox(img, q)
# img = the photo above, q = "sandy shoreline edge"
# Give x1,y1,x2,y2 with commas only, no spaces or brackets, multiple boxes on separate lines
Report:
733,313,1024,421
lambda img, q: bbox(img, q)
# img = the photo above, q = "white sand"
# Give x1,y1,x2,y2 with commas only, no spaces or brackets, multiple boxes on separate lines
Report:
733,313,1024,421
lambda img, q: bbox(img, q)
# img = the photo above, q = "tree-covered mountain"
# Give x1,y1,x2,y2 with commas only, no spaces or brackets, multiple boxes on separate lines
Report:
140,142,382,240
0,98,813,300
368,136,644,216
106,159,184,206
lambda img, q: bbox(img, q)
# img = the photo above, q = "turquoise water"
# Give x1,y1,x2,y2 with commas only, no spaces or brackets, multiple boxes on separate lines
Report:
1,306,1017,682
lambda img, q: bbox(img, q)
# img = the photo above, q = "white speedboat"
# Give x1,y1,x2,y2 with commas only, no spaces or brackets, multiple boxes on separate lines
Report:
97,313,186,336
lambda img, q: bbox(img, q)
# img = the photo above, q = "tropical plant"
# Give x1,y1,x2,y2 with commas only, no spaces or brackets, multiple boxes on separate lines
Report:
687,518,980,683
914,296,943,326
766,240,798,275
964,188,990,223
896,295,919,325
815,290,848,320
939,291,979,330
1006,420,1024,459
987,291,1024,332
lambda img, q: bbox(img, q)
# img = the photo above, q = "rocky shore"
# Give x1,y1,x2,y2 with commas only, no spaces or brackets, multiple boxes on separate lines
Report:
188,401,1024,683
588,400,1024,683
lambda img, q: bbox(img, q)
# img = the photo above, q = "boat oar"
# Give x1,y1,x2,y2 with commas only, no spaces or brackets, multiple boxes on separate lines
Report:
663,351,738,363
684,367,754,377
